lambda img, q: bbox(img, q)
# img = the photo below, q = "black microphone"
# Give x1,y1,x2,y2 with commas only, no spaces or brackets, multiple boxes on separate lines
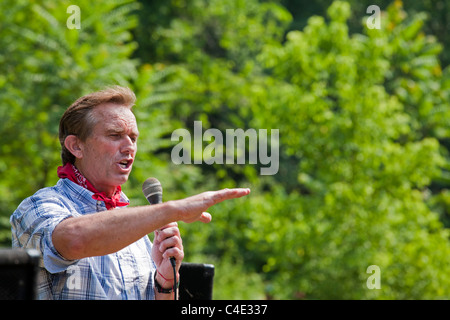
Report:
142,177,163,205
142,178,177,273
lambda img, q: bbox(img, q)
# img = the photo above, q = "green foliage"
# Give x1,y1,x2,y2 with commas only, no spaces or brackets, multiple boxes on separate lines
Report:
1,0,450,299
254,1,450,299
0,0,140,243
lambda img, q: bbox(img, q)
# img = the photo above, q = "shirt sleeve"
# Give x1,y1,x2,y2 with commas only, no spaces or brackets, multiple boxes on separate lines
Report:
11,192,79,274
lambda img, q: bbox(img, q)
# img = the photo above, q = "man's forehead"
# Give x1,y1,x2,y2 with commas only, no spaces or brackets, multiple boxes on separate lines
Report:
93,103,138,132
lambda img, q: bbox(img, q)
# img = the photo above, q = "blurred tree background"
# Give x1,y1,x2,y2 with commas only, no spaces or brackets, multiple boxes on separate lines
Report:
1,0,450,299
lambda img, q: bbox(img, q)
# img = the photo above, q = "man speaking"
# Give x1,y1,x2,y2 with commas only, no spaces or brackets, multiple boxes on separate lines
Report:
10,86,250,300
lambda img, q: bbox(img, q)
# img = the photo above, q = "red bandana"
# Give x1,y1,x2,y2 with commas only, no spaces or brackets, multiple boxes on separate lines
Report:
57,163,129,210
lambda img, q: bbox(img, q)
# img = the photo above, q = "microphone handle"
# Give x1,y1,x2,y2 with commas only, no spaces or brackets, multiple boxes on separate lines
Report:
154,202,178,300
152,199,176,265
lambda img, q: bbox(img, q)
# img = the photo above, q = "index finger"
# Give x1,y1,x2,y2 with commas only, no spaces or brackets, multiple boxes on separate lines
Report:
211,188,251,204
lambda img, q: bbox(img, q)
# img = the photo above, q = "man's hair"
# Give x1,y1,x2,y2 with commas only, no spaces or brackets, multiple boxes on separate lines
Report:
59,86,136,165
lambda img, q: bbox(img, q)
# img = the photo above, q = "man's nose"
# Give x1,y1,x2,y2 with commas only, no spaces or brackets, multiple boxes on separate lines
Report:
121,136,137,154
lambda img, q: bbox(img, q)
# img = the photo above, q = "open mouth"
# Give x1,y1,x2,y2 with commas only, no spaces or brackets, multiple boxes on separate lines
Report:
118,159,133,170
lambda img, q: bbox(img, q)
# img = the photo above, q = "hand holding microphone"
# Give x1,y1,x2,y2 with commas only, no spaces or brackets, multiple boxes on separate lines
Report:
143,178,181,298
142,177,251,299
142,178,177,264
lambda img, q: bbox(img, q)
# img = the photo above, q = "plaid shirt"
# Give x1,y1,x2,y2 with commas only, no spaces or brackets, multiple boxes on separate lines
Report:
10,178,156,300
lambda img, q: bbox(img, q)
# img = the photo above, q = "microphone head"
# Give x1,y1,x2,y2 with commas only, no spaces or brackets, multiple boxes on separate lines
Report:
142,177,163,205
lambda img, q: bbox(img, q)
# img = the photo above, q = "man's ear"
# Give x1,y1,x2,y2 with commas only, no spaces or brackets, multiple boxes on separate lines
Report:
64,135,84,159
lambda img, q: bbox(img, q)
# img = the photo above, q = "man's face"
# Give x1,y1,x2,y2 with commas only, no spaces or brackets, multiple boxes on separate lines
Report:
75,103,139,196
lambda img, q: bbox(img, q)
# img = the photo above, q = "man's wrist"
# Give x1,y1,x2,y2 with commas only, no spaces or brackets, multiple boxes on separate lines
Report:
164,200,182,222
155,270,178,289
154,270,179,294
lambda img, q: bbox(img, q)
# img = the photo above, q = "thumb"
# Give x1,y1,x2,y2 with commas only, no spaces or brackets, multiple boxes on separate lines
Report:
199,212,212,223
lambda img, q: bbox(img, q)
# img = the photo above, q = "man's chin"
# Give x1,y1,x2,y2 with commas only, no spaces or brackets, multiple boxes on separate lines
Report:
110,174,130,188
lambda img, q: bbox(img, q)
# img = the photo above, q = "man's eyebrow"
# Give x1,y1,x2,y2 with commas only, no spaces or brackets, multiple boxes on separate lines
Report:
105,126,139,137
105,127,124,134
